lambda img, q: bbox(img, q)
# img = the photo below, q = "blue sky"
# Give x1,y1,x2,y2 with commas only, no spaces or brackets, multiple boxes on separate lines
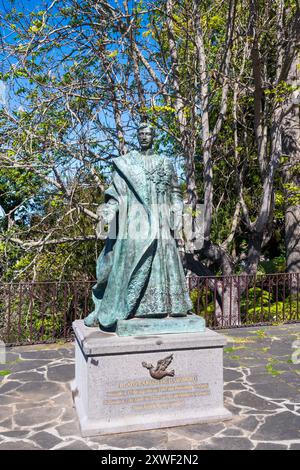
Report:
0,1,183,169
0,0,138,16
0,0,187,223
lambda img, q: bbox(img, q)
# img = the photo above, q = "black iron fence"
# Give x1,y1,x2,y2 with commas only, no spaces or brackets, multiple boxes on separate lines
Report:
188,272,300,329
0,280,95,345
0,273,299,345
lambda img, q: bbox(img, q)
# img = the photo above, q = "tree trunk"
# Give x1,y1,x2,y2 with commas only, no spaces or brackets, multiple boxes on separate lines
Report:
282,53,300,278
245,231,264,274
214,277,240,327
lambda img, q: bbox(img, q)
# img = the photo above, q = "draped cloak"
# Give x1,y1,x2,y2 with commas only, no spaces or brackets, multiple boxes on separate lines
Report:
85,150,193,329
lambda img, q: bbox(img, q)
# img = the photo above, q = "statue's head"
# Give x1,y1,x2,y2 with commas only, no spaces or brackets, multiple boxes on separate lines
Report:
137,122,154,151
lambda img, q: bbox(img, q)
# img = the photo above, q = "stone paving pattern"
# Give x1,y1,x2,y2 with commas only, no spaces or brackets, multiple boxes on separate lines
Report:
0,324,299,450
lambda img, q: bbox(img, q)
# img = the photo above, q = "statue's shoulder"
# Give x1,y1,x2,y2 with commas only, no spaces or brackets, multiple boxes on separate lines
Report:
113,151,140,166
112,152,142,179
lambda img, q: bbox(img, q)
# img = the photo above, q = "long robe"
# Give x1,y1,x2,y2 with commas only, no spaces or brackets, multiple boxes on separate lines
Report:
84,150,193,329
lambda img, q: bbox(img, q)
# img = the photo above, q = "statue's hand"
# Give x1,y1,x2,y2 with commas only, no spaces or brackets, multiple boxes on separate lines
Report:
101,200,118,224
97,200,118,225
96,200,118,239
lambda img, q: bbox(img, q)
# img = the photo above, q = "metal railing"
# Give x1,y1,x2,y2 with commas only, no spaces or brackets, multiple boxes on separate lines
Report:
0,280,95,345
188,272,300,329
0,272,299,345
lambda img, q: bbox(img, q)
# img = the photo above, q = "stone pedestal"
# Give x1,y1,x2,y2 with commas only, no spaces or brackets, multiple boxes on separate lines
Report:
72,320,232,437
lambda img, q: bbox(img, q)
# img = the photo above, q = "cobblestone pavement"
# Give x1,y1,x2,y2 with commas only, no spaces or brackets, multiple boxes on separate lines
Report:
0,324,299,450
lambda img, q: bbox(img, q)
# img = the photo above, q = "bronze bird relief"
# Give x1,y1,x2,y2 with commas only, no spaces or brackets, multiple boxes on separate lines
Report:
142,354,175,380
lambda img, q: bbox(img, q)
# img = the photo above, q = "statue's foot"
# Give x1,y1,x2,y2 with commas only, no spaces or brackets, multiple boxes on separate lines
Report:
84,312,99,327
99,322,117,333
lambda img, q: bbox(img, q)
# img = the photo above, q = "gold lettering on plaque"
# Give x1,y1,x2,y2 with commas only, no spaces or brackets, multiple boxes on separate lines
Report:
103,374,211,412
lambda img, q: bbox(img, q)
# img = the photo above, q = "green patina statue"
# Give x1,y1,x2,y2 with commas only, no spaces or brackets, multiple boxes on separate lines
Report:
84,123,204,335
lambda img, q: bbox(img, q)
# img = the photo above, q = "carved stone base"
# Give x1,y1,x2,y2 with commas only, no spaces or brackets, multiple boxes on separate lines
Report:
72,320,232,437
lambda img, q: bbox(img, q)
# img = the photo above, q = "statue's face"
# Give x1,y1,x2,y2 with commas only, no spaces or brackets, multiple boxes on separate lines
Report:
138,126,154,151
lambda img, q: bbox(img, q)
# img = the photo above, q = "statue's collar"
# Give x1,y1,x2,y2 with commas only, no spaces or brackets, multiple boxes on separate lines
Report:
129,150,158,160
139,149,155,157
113,151,163,169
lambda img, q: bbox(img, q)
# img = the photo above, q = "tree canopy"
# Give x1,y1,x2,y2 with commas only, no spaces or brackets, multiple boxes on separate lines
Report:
0,0,299,282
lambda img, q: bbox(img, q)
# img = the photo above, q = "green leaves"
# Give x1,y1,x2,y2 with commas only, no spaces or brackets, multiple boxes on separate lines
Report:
0,370,11,377
107,50,118,58
283,183,300,206
264,81,299,103
0,0,298,283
